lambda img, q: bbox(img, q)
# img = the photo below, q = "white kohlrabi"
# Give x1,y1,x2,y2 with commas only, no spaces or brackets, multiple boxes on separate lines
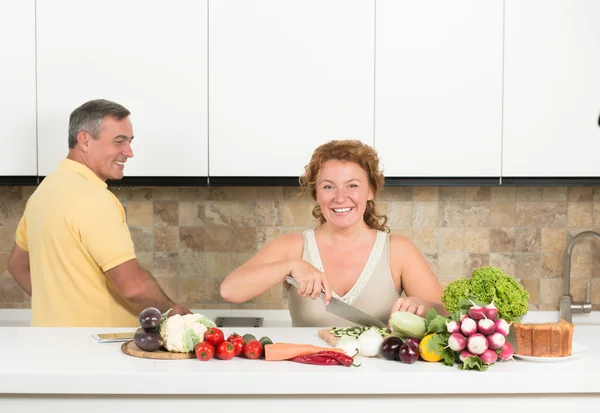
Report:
357,328,384,357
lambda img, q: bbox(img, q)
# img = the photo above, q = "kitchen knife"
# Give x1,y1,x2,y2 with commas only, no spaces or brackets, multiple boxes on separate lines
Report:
285,276,387,328
91,332,135,343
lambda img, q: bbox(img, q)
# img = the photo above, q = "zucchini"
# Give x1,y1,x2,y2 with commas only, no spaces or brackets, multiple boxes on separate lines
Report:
329,326,390,338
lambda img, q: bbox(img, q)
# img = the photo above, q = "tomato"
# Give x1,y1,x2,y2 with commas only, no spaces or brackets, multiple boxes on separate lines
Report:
227,333,244,343
195,341,214,361
227,333,245,356
243,339,263,359
231,338,245,356
204,327,225,348
216,341,236,360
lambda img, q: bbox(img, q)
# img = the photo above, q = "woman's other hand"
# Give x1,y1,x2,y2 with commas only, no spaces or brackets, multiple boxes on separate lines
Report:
288,260,333,305
390,296,428,318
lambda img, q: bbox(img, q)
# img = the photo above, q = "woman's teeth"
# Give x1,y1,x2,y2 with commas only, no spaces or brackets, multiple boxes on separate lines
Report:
333,207,352,213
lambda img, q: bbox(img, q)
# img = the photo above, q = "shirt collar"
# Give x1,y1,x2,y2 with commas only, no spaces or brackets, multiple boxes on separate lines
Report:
59,158,108,189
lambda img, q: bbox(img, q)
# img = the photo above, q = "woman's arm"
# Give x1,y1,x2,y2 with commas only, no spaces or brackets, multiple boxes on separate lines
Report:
389,235,449,317
220,233,333,304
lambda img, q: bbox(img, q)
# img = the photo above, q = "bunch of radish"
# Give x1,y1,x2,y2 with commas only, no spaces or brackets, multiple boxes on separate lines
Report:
445,301,514,366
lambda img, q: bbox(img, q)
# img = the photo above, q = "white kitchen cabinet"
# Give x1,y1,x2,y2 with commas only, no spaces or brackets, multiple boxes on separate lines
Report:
36,0,208,177
375,0,503,177
503,0,600,177
208,0,374,177
0,0,36,176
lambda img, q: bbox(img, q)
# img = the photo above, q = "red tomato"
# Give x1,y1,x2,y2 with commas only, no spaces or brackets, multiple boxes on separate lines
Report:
204,327,225,348
243,339,263,359
231,338,244,356
227,333,244,343
217,341,236,360
195,341,214,361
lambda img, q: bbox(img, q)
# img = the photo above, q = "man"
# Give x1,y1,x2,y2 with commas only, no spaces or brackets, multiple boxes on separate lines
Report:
7,99,190,327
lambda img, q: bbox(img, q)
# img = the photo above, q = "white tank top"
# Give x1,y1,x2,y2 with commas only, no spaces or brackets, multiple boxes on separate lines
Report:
287,228,401,327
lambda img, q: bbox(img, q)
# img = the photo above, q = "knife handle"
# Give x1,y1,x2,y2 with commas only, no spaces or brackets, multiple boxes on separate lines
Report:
285,275,328,295
285,276,299,288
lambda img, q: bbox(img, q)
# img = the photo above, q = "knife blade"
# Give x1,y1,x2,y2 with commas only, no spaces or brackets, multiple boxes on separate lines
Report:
285,276,386,328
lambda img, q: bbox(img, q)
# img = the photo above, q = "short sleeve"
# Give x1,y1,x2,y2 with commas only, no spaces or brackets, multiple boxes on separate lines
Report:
15,213,29,251
77,191,136,272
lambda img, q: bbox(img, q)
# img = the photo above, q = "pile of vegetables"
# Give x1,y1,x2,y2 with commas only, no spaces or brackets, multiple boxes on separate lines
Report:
265,343,359,367
384,302,515,371
196,330,273,361
441,266,530,322
134,308,275,361
133,307,216,353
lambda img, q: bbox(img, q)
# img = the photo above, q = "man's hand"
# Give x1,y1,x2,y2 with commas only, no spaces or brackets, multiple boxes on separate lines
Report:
167,303,192,317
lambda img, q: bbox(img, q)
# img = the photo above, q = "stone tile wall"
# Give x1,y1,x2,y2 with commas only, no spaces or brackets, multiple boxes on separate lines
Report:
1,185,600,311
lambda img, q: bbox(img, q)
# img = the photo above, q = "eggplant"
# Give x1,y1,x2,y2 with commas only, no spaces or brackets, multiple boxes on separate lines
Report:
380,336,403,361
134,328,163,352
139,307,162,330
398,343,419,364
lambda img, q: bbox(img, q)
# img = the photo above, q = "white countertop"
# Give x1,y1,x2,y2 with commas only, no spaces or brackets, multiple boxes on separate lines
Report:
1,325,599,396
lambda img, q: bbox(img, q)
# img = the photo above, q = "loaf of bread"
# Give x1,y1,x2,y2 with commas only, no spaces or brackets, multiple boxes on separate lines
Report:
514,319,574,357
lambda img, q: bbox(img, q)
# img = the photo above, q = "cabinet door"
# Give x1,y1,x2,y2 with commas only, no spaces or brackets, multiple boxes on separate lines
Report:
36,0,208,177
0,0,36,176
209,0,374,177
375,0,503,177
503,0,600,177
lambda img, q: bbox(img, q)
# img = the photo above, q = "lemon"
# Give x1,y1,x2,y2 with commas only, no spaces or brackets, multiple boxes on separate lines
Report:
418,333,443,362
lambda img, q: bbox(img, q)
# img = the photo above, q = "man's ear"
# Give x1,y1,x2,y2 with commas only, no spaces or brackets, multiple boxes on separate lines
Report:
76,131,90,152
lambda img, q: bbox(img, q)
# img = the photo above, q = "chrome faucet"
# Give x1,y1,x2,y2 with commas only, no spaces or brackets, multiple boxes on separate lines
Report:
559,230,595,323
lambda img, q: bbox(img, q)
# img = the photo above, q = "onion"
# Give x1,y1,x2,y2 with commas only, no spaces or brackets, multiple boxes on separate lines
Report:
357,328,384,357
337,336,361,357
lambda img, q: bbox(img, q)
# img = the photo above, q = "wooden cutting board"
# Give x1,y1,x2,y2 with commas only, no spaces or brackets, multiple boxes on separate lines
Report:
121,340,195,360
318,328,340,347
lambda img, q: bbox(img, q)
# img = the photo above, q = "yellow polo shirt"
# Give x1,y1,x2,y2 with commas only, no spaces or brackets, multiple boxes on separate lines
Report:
16,159,138,327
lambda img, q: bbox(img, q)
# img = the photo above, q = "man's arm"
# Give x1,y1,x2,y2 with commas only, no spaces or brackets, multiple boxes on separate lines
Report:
7,243,32,296
105,258,190,316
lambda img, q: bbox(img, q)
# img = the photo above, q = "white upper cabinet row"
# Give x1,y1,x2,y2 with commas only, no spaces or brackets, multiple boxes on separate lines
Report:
375,0,503,177
2,0,600,178
209,0,374,177
503,0,600,177
0,1,36,176
36,0,208,177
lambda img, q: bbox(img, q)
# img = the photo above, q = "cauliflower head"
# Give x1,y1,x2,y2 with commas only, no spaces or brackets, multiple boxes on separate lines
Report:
159,313,216,353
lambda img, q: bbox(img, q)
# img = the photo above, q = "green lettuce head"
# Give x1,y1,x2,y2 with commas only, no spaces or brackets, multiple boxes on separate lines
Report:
441,266,530,322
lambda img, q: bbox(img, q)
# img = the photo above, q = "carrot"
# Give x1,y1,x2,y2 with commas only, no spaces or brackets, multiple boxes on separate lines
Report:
264,343,345,361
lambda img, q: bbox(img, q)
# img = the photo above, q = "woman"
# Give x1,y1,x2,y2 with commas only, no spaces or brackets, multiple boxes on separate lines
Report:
220,140,447,326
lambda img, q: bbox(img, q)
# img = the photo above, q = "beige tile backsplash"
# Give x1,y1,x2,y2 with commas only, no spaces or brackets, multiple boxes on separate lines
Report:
2,185,600,311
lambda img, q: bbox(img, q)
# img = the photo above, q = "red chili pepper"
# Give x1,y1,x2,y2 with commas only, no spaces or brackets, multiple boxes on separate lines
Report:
310,351,361,367
290,355,341,365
